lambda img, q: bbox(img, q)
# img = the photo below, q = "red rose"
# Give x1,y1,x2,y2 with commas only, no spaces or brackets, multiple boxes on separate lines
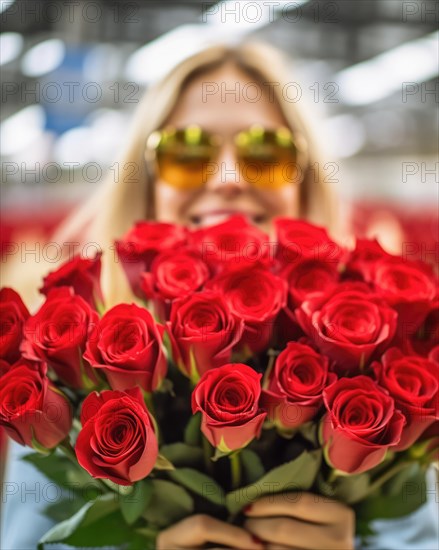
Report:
115,222,187,297
372,348,439,450
261,342,336,430
0,360,72,449
21,288,99,389
75,387,158,485
362,257,437,334
295,282,397,372
40,253,104,310
192,363,266,452
167,291,244,380
281,259,340,307
206,266,287,353
84,304,166,393
275,218,342,268
140,248,210,321
189,215,272,273
343,238,392,280
0,288,29,364
322,376,405,474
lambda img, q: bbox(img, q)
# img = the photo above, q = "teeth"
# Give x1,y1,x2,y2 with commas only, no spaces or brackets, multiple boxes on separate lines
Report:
198,213,242,227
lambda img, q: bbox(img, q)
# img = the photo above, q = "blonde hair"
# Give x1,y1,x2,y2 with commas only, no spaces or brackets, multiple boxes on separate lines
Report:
14,42,337,308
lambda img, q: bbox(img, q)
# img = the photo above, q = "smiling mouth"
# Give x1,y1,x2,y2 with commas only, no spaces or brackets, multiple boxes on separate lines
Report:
189,210,267,227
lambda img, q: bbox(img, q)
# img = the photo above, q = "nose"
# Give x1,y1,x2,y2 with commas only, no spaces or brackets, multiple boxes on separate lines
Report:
204,143,250,197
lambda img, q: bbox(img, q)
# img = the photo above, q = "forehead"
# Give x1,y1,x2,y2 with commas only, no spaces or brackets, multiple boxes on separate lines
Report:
165,63,288,134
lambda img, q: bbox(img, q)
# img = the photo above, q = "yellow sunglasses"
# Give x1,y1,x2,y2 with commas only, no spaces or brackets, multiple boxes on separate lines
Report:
145,124,308,191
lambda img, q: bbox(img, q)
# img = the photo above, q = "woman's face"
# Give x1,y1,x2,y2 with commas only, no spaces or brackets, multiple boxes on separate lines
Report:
153,63,300,236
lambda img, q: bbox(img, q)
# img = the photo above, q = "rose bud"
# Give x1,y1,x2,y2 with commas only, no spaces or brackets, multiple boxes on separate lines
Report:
189,215,272,273
115,221,187,297
192,363,267,452
206,266,287,353
0,288,30,364
84,304,166,393
75,387,158,485
261,342,336,430
21,288,99,389
167,291,244,380
0,360,72,450
40,253,104,311
140,247,210,321
295,282,398,373
274,218,342,269
372,348,439,451
321,376,405,474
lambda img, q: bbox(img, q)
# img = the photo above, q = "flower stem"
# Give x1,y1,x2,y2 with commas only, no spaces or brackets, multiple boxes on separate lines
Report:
230,451,242,490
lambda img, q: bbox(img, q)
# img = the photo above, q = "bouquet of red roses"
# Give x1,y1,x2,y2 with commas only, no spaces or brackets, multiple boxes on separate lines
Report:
1,216,438,549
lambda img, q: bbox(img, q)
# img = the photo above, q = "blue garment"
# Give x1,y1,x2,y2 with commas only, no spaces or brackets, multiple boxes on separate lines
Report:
2,441,59,549
2,440,438,549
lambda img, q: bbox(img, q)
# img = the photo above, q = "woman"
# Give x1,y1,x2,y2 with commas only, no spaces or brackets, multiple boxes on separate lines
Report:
54,42,335,309
2,42,437,550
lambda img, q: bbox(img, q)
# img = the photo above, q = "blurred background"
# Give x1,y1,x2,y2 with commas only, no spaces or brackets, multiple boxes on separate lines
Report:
1,0,438,266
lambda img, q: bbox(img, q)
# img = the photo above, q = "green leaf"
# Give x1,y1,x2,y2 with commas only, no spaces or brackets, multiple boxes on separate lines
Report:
354,466,428,522
44,496,87,523
135,526,159,549
22,452,102,497
356,518,377,539
226,449,322,515
381,462,419,497
160,442,204,467
38,493,118,549
240,449,265,484
120,479,153,525
298,421,319,447
316,472,372,505
168,468,226,507
40,507,153,549
142,479,194,528
135,526,159,539
154,453,175,470
184,412,201,446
